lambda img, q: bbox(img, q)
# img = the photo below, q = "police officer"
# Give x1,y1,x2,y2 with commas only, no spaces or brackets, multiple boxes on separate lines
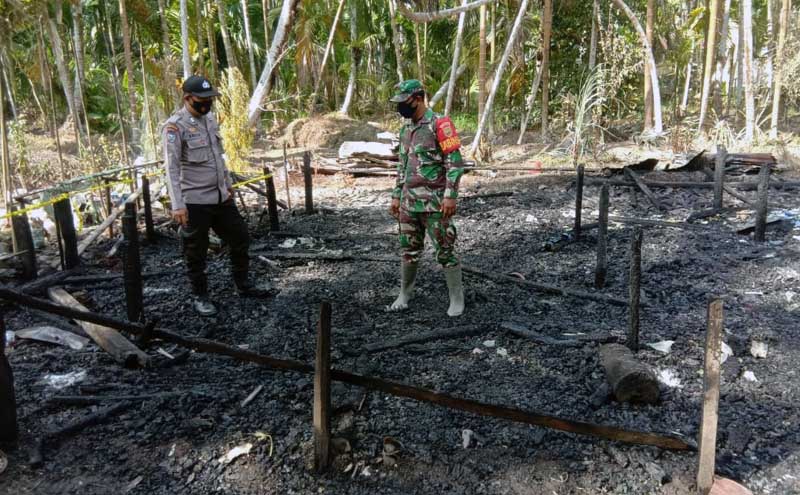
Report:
163,75,272,316
387,80,465,317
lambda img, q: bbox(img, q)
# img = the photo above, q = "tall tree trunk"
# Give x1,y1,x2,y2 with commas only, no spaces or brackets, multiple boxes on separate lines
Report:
444,0,468,116
766,0,774,89
469,0,529,157
769,0,791,139
414,23,423,83
733,9,744,113
517,57,543,145
0,55,17,122
242,0,258,88
742,0,755,143
388,0,404,82
477,4,487,121
429,64,467,108
216,0,238,70
262,0,271,55
71,1,86,121
101,6,131,166
340,0,358,115
247,0,299,126
310,0,346,112
196,0,206,75
0,56,11,208
589,0,599,70
206,2,220,80
610,0,663,134
680,41,694,115
36,24,55,139
540,0,552,139
46,16,81,133
180,0,192,78
643,0,654,130
157,0,171,56
712,0,731,117
698,0,719,131
118,0,137,134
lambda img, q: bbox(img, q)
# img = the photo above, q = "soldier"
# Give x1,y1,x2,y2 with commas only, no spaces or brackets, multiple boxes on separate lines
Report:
163,75,273,316
387,79,465,317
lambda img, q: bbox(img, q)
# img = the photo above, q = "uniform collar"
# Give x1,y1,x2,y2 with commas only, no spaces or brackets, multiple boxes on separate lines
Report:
411,108,434,127
179,105,204,125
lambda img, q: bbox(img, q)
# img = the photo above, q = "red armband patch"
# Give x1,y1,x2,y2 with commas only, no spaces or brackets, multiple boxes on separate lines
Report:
435,117,461,154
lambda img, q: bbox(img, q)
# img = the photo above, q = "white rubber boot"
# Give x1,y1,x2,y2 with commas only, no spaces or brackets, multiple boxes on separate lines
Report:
388,262,418,311
444,265,465,317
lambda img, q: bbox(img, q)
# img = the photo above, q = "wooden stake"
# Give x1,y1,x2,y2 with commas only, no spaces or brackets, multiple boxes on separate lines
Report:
595,184,609,289
313,301,332,472
283,143,292,209
11,202,37,280
303,151,314,214
265,166,280,231
53,197,80,269
0,308,17,442
697,298,724,494
122,202,143,322
713,145,727,210
754,165,770,242
104,179,114,238
141,175,156,243
627,227,642,351
574,163,584,238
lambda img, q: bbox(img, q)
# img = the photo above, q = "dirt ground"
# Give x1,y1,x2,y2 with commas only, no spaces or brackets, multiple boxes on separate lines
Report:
1,161,800,494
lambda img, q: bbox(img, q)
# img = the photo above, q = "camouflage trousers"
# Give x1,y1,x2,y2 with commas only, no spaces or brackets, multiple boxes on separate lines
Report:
398,209,458,267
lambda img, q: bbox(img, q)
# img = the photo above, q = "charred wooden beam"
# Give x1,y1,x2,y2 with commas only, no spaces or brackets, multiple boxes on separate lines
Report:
754,165,770,242
122,202,143,322
713,147,727,210
599,343,659,404
141,175,156,243
363,325,484,353
697,298,724,493
575,164,584,238
628,227,643,351
313,302,332,472
10,203,37,280
265,166,280,231
303,151,314,214
595,185,609,289
0,308,17,442
53,197,80,269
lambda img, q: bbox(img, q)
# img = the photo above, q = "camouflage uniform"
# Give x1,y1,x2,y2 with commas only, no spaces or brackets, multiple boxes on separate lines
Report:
392,107,465,267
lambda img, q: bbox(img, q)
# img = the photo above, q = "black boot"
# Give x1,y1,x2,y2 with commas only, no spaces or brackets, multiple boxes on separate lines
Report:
234,275,279,298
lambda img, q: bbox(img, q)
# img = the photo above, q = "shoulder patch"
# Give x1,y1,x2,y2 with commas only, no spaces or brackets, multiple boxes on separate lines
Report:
435,116,461,154
165,124,179,144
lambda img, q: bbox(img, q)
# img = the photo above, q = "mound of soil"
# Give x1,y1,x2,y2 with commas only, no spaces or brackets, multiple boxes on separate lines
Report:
280,115,383,149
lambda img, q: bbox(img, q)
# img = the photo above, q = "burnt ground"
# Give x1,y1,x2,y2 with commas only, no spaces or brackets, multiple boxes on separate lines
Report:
1,168,800,495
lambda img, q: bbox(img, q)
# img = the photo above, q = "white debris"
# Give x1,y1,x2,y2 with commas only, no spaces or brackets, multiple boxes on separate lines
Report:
750,341,768,359
721,342,734,364
646,340,674,354
525,214,536,223
482,340,496,348
16,326,90,351
5,331,14,346
471,348,485,355
496,348,509,358
786,291,797,303
43,370,87,389
218,443,253,465
298,237,315,247
361,466,372,477
742,371,758,382
143,287,172,295
278,238,297,249
338,141,396,160
461,429,474,449
376,131,397,141
657,369,683,388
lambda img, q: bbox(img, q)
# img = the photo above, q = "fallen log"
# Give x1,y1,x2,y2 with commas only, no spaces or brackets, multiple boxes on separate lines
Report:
501,322,616,347
362,325,484,353
599,344,659,404
0,287,692,451
47,288,149,368
462,265,630,307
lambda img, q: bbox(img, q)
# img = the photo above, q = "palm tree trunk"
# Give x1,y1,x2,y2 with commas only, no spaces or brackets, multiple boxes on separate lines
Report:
766,0,774,89
0,57,11,208
101,6,131,166
741,0,755,143
206,2,220,80
478,4,487,121
643,0,654,130
196,0,206,75
242,0,258,88
157,0,171,56
310,0,346,112
180,0,192,78
0,55,17,121
429,64,467,108
46,16,81,133
769,0,791,138
118,0,137,132
470,0,529,157
388,0,404,82
247,0,299,126
589,0,599,69
540,0,553,139
712,0,731,117
680,41,694,115
517,57,543,145
71,1,87,120
698,0,719,131
340,0,358,116
216,0,238,69
414,23,423,83
36,24,55,139
444,0,468,116
262,0,271,54
733,10,744,113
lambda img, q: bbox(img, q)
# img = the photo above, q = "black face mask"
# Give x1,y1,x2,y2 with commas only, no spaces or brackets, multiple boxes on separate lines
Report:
191,100,212,115
397,101,416,118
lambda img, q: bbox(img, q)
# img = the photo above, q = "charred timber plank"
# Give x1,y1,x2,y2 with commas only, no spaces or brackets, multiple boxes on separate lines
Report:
0,288,692,452
19,268,83,295
303,151,314,214
47,288,149,368
364,325,484,353
10,205,37,280
589,179,716,189
609,216,719,232
53,198,80,269
0,308,17,442
697,298,724,494
313,302,332,472
754,166,770,243
501,322,616,347
462,265,630,307
595,185,609,289
624,168,666,211
713,147,727,210
628,228,642,351
599,344,659,404
575,164,585,238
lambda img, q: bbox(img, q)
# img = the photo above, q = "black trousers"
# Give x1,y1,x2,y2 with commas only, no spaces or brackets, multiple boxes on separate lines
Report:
182,200,249,295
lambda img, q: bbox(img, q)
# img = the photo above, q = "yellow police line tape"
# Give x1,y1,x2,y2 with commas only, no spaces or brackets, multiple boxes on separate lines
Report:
1,169,271,221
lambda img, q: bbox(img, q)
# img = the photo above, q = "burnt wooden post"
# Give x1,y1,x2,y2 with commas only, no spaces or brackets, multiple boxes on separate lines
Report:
0,308,17,443
754,165,770,242
574,164,584,238
104,178,114,238
713,146,726,210
303,151,314,214
53,197,80,269
122,202,143,322
627,227,642,351
11,202,37,280
283,144,292,209
265,166,280,231
697,298,724,494
141,175,156,243
313,301,332,472
594,185,609,289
